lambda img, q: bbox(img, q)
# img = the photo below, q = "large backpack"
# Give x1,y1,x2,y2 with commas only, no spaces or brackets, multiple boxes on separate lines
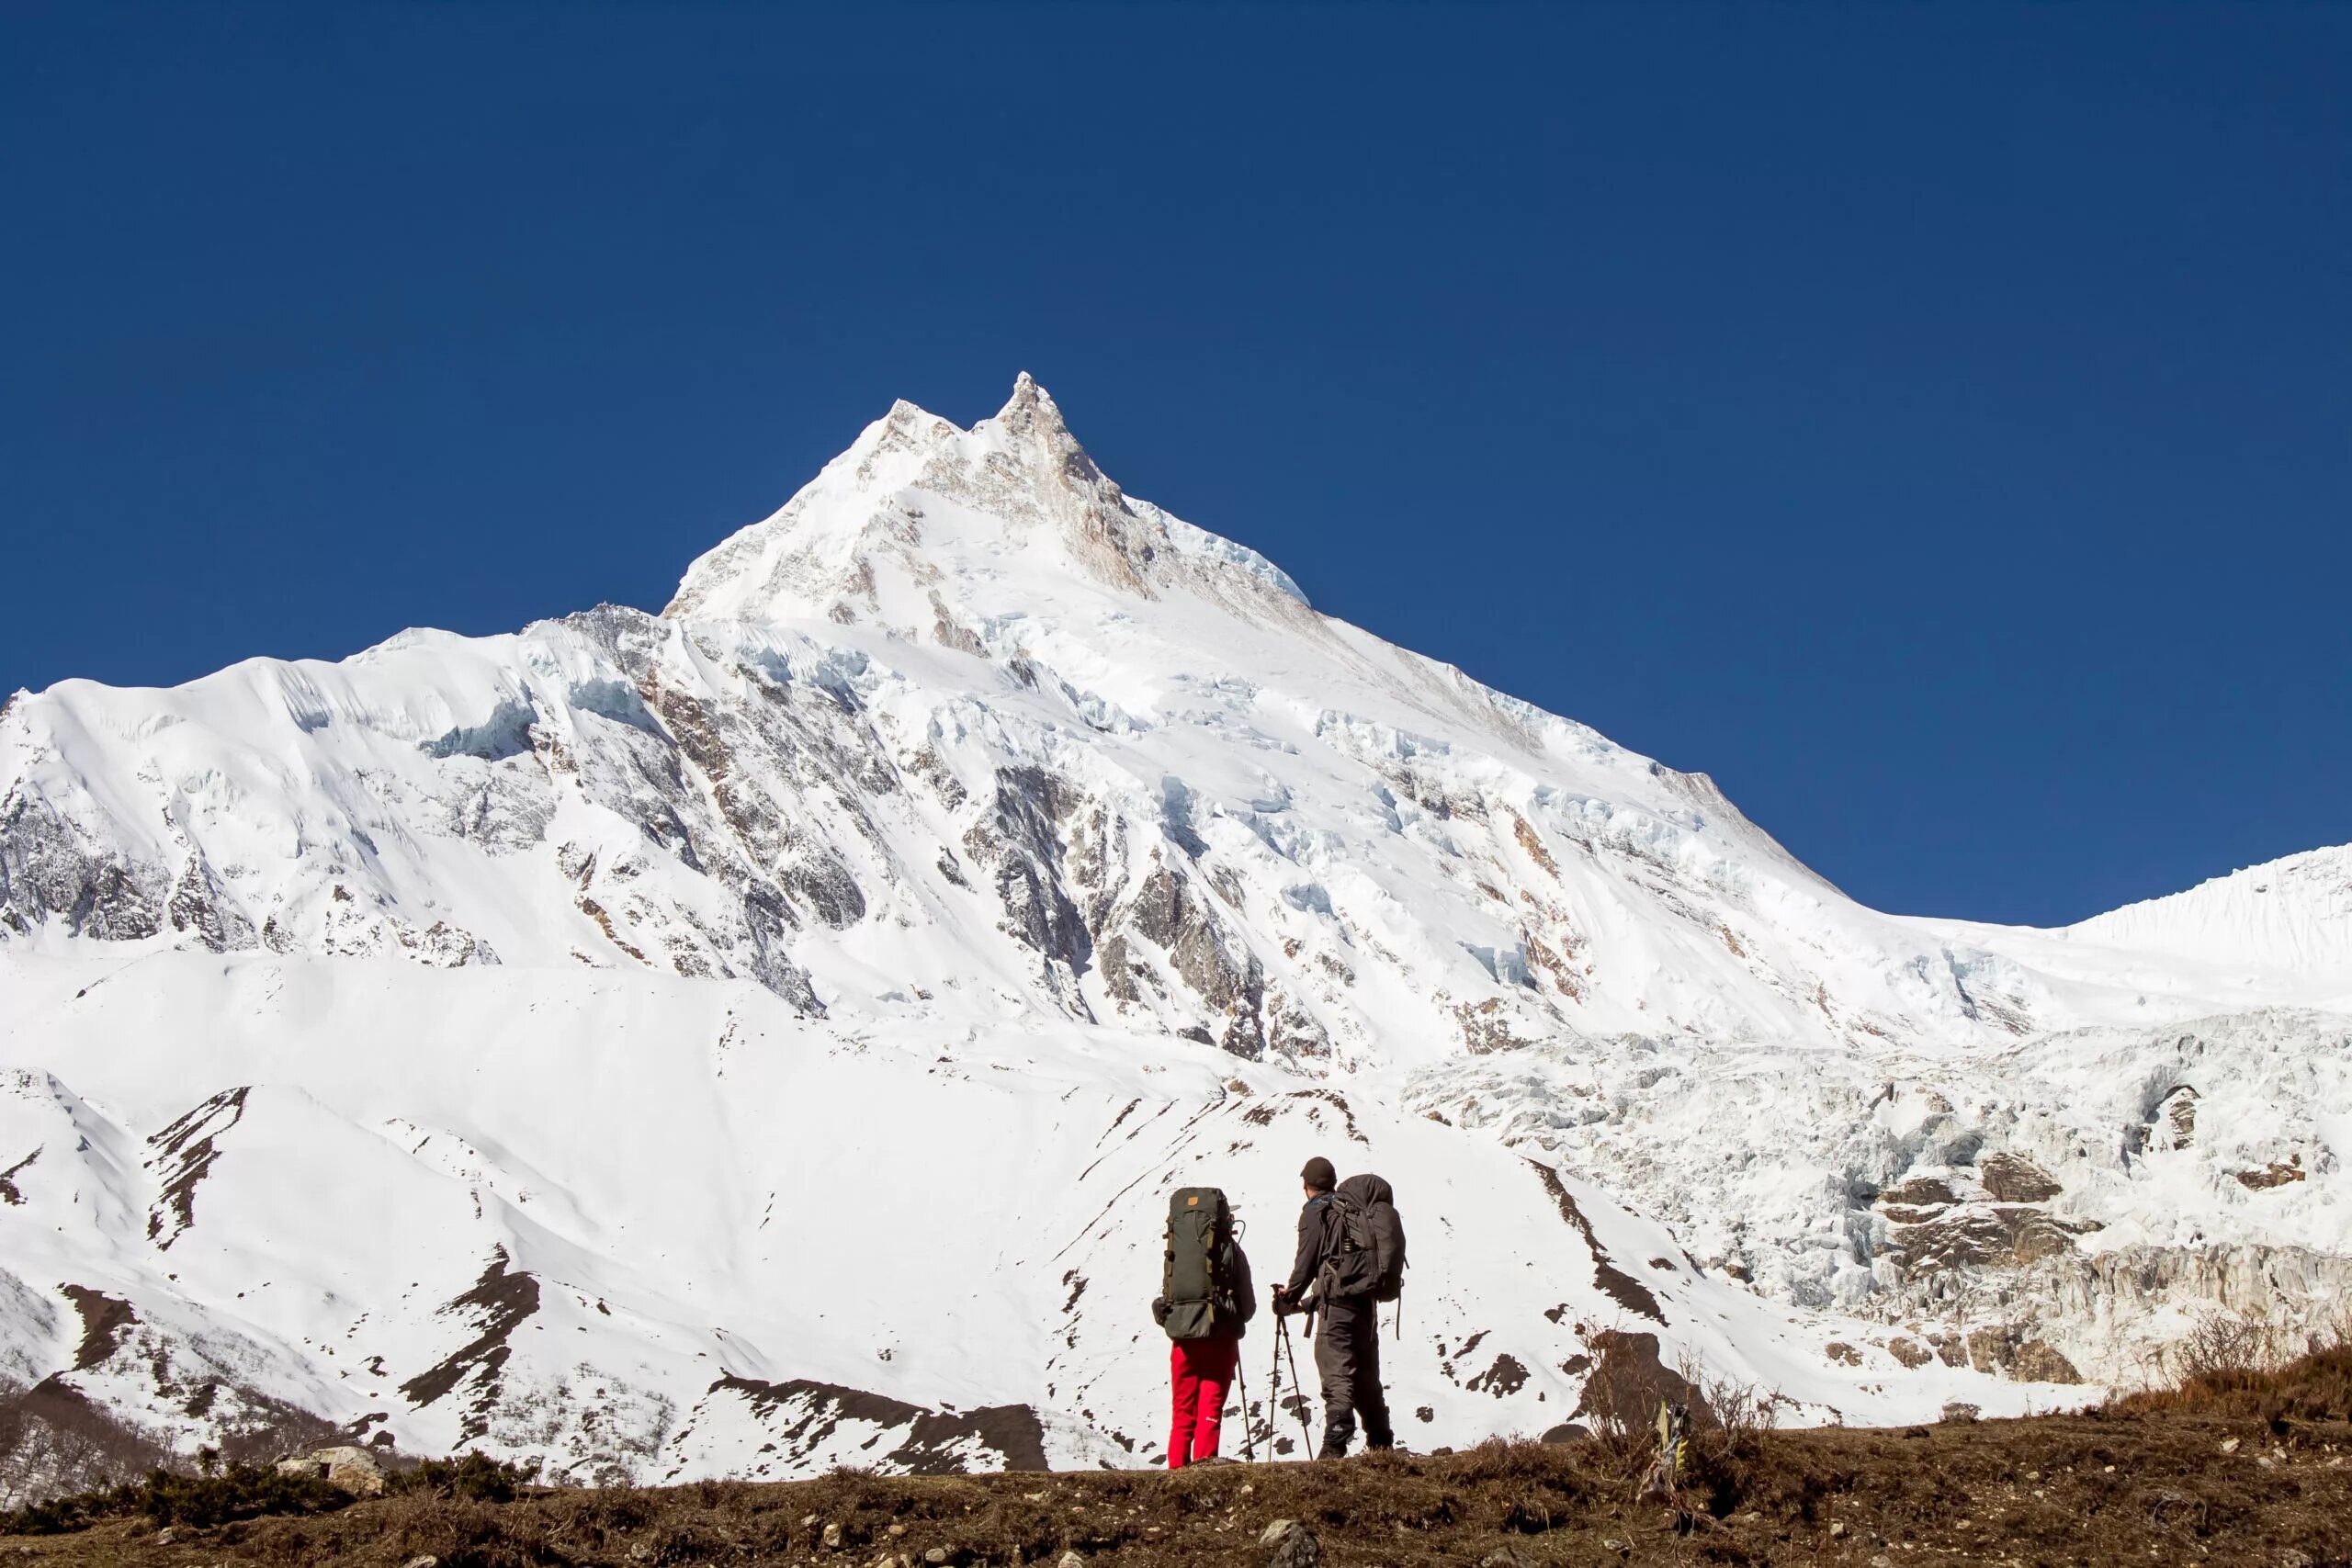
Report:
1159,1186,1235,1341
1319,1174,1407,1304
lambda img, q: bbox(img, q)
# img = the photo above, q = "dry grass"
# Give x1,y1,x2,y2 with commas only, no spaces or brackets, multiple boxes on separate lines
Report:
2114,1338,2352,1427
2110,1301,2352,1427
4,1344,2350,1565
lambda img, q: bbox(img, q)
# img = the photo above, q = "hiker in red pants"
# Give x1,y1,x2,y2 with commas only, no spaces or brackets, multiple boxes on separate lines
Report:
1152,1185,1256,1468
1169,1335,1240,1467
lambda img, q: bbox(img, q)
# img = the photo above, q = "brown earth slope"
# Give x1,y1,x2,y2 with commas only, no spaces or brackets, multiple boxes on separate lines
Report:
6,1348,2347,1568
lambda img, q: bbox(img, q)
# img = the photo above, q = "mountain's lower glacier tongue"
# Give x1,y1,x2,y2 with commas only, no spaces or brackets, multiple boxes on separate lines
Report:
1,378,2345,1495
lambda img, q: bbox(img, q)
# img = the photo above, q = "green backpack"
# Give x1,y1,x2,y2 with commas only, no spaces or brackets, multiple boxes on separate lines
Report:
1157,1186,1232,1342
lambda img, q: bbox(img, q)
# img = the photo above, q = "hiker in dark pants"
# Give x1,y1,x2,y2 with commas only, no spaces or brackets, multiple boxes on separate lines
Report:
1272,1156,1393,1459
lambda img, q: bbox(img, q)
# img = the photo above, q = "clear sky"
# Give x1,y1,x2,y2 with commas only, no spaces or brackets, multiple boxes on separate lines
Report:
4,4,2346,927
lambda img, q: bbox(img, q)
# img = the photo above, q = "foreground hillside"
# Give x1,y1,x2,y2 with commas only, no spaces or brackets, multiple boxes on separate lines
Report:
7,1346,2348,1567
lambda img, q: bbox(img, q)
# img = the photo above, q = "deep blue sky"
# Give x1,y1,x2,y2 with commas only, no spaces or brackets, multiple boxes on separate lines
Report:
5,5,2346,926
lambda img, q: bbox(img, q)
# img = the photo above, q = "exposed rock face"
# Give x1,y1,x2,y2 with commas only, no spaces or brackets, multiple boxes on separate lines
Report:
2236,1160,2307,1190
1879,1191,2090,1273
0,791,173,942
2005,1340,2084,1385
276,1444,387,1495
962,767,1095,1018
1978,1155,2064,1204
1113,863,1267,1057
1570,1329,1707,1430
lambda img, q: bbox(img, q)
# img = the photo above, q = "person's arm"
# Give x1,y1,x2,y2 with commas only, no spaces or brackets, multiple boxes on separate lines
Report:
1283,1201,1325,1300
1232,1241,1256,1323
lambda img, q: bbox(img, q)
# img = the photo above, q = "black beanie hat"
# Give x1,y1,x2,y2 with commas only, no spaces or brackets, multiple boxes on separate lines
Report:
1300,1156,1337,1189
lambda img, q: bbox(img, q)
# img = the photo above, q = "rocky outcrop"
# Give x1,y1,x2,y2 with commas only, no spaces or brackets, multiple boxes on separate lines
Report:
0,789,169,942
276,1444,388,1496
1875,1186,2095,1274
1107,863,1266,1057
963,767,1095,1018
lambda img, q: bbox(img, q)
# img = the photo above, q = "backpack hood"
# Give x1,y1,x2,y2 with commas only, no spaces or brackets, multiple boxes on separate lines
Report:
1337,1173,1393,1206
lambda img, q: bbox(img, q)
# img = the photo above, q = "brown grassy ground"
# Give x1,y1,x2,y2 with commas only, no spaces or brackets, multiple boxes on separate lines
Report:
6,1349,2347,1568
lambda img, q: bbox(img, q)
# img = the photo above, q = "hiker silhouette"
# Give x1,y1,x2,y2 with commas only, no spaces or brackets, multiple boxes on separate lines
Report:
1271,1156,1399,1459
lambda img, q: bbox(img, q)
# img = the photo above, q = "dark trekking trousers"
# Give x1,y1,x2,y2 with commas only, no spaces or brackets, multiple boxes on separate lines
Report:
1312,1296,1392,1458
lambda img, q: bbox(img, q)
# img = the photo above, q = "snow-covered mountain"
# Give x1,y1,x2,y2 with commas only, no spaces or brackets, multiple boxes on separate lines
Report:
1,377,2345,1495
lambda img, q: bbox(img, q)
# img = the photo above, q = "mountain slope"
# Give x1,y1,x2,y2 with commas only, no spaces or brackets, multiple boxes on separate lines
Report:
0,378,2344,1495
2059,845,2352,976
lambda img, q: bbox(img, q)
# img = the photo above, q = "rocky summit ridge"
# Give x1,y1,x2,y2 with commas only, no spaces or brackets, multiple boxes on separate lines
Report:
0,378,2345,1496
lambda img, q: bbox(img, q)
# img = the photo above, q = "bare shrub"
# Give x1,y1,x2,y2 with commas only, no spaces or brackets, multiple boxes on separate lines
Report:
2165,1306,2295,1384
2110,1295,2352,1427
1685,1358,1781,1446
2304,1296,2352,1358
1672,1349,1781,1517
1572,1352,1659,1483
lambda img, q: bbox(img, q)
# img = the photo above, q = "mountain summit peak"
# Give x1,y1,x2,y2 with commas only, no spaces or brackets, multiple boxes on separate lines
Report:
981,370,1090,472
664,376,1308,623
998,368,1051,420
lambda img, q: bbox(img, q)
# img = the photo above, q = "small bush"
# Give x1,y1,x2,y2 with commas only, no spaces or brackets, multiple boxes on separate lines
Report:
0,1490,115,1537
642,1517,729,1564
0,1460,350,1535
1670,1352,1781,1517
141,1461,353,1527
388,1451,545,1505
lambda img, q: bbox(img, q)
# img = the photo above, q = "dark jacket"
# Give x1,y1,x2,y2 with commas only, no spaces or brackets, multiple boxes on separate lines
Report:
1221,1237,1259,1338
1284,1192,1340,1302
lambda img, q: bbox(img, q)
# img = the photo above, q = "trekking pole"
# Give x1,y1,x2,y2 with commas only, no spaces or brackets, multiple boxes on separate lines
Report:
1275,1314,1315,1452
1236,1356,1256,1462
1266,1319,1284,1458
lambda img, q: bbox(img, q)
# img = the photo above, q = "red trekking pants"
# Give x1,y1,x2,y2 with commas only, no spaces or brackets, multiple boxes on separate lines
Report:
1168,1337,1239,1468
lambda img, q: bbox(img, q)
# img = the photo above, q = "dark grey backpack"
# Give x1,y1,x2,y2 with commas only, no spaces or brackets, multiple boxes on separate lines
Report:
1320,1173,1407,1303
1156,1186,1232,1341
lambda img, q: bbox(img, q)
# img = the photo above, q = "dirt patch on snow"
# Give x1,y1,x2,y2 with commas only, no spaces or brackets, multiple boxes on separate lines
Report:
58,1290,134,1374
1464,1354,1531,1398
1527,1160,1664,1322
144,1088,249,1248
397,1249,540,1427
0,1147,37,1206
711,1378,1048,1475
